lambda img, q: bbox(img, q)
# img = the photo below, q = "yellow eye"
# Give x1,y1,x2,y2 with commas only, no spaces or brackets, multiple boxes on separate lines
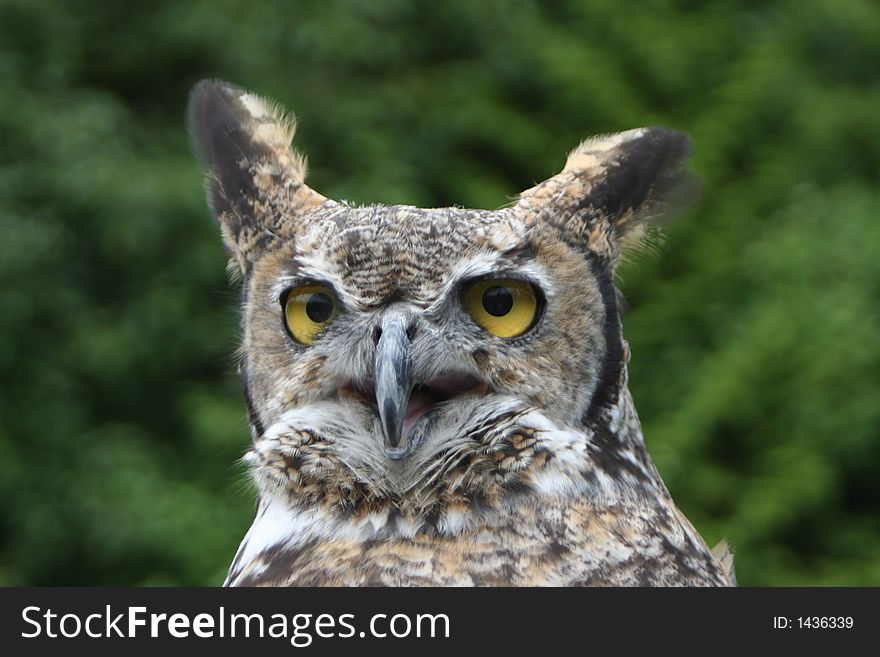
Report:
463,278,539,339
284,285,338,345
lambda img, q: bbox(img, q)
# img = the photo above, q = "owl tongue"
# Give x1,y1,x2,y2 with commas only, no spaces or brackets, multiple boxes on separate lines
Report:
402,391,434,436
338,373,487,439
402,374,488,436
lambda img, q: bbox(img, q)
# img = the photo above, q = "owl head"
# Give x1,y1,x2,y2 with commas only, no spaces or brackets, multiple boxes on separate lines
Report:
188,80,697,517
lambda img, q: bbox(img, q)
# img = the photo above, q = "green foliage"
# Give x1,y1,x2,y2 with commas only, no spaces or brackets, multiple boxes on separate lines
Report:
0,0,877,585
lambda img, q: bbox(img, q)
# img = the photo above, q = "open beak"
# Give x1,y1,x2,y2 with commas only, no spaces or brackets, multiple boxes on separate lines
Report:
374,311,413,459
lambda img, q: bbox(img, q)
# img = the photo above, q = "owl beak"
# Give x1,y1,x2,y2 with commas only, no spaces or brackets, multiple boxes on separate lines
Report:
374,311,413,458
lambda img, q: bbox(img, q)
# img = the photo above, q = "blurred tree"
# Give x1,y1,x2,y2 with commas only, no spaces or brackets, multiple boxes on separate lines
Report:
0,0,877,584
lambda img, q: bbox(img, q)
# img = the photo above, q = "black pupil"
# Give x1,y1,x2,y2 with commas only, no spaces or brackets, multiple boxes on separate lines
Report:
305,293,333,323
482,286,514,317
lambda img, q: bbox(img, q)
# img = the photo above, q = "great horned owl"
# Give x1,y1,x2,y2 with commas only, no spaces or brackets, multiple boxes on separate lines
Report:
188,79,735,586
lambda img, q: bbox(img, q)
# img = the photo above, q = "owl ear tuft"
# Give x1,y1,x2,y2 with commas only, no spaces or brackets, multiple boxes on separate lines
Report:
518,127,700,263
187,79,330,271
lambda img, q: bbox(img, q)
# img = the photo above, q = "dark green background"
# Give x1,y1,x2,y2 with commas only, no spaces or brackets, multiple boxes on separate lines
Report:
1,0,878,585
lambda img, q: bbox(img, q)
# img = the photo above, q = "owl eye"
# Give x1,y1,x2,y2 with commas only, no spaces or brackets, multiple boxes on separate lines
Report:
283,285,338,345
463,278,539,339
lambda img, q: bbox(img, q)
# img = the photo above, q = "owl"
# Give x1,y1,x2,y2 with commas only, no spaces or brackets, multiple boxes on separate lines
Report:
188,79,735,586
